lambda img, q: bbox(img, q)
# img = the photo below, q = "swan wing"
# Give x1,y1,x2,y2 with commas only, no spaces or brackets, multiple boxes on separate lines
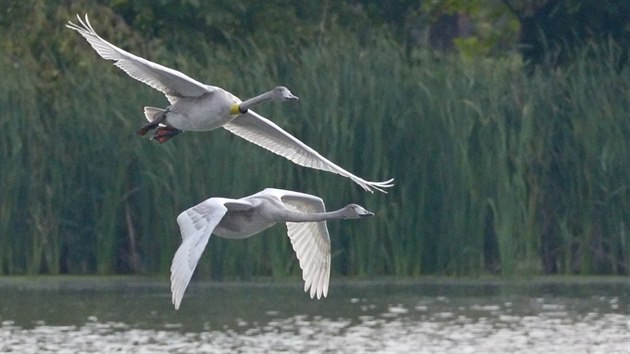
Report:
264,188,331,299
67,14,215,103
223,111,394,193
171,198,232,310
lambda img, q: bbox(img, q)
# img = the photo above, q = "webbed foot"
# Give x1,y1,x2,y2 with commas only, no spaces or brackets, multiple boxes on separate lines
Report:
138,106,170,136
152,127,181,143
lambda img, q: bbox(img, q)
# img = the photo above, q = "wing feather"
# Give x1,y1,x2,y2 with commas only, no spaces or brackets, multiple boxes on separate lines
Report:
170,198,228,310
223,112,394,193
261,189,332,299
67,14,214,103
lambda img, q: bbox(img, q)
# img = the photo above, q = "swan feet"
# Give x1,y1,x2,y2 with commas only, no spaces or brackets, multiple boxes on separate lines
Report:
136,122,158,136
137,106,171,136
152,127,181,143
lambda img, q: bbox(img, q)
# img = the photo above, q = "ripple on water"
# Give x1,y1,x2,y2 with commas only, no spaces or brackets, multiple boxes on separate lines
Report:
1,281,629,354
2,308,629,354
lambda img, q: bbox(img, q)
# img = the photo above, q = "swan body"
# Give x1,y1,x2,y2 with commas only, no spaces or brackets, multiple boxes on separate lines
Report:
67,14,394,193
160,90,238,132
170,188,374,309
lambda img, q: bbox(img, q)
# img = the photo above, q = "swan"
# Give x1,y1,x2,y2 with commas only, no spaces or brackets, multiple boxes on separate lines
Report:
66,14,394,193
170,188,374,309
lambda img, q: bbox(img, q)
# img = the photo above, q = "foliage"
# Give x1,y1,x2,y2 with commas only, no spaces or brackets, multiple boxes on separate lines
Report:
0,1,628,278
421,0,520,57
501,0,630,65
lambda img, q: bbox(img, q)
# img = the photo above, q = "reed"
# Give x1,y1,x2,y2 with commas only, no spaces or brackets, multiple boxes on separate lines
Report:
1,25,628,277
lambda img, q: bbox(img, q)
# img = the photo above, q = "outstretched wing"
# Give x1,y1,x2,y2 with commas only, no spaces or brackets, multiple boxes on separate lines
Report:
223,111,394,193
266,188,332,299
170,198,229,310
66,14,215,104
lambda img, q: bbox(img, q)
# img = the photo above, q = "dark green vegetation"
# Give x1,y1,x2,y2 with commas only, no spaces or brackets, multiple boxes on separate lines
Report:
1,1,628,278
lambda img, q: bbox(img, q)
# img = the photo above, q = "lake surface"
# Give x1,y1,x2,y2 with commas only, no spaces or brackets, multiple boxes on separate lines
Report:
0,277,628,353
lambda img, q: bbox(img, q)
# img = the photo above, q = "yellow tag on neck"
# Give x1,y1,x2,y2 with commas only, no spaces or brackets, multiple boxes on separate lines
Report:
230,104,241,115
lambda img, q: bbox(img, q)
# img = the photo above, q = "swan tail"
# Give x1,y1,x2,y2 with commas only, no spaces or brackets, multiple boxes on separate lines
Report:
143,106,165,122
136,106,166,136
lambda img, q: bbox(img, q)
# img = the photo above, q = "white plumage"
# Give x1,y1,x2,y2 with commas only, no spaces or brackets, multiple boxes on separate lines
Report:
170,188,374,309
67,14,394,193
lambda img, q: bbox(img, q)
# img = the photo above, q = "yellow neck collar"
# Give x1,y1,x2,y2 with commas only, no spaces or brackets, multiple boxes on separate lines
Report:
230,104,241,115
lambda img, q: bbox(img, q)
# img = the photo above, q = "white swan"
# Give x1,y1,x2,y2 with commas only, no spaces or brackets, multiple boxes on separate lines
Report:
170,188,374,309
66,15,394,193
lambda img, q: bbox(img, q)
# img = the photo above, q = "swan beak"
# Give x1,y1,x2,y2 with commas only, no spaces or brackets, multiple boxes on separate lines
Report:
360,211,375,218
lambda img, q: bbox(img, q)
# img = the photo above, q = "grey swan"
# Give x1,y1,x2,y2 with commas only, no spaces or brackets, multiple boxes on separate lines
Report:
170,188,374,309
67,15,394,193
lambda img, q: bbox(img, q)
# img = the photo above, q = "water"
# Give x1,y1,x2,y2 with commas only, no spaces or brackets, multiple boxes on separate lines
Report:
0,277,628,353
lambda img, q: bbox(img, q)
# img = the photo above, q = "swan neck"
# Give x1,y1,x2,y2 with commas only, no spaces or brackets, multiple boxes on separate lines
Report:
282,208,347,223
239,91,273,112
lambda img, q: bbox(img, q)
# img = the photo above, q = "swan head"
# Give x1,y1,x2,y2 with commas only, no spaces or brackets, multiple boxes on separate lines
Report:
270,86,299,102
342,204,374,219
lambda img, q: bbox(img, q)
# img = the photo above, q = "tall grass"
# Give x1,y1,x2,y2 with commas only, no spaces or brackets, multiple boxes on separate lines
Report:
1,29,628,278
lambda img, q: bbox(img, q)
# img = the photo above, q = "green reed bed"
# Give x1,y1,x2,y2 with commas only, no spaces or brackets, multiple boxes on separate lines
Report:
1,31,628,278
